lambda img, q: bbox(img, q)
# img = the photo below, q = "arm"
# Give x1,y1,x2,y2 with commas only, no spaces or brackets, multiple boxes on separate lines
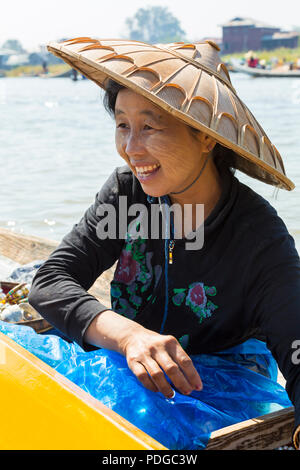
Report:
244,233,300,448
84,309,203,398
29,169,125,349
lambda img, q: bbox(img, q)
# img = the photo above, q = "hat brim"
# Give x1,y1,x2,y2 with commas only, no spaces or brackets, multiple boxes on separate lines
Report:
47,38,295,191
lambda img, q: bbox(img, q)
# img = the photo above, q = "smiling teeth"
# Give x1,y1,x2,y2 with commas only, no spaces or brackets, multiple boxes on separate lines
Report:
136,164,160,174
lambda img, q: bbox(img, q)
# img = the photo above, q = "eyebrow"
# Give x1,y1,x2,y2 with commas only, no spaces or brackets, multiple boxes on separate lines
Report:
115,108,162,123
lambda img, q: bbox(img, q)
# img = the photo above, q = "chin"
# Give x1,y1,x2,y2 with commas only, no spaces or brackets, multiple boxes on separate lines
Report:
140,183,168,199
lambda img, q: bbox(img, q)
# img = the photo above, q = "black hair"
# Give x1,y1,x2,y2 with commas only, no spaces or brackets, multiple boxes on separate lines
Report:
103,79,124,116
103,79,236,175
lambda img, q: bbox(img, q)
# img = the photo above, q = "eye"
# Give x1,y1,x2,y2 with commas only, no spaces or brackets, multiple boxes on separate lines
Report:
143,124,154,130
116,122,128,129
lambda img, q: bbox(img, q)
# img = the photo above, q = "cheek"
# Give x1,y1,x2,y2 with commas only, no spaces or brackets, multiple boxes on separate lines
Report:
150,135,195,170
115,133,128,161
147,135,182,158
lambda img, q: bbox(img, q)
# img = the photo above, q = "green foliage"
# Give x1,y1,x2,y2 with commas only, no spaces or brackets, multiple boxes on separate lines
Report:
125,6,186,44
2,39,25,53
222,46,300,64
4,63,70,77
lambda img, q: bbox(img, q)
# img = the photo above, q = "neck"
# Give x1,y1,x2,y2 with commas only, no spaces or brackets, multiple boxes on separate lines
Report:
170,158,222,214
169,157,222,234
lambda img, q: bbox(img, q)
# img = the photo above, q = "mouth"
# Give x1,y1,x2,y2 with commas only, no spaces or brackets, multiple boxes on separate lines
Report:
134,163,161,181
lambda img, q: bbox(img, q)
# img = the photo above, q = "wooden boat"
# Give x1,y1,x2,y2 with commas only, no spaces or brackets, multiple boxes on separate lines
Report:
0,227,295,450
0,280,52,333
230,62,300,78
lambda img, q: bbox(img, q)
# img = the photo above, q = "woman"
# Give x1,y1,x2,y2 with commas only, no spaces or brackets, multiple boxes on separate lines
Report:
29,38,300,447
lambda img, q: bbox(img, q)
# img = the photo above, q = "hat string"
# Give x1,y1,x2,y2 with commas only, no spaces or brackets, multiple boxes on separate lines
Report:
170,152,212,195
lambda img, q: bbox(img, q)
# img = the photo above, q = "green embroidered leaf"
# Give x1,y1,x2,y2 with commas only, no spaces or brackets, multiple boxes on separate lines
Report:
126,283,137,295
129,294,142,307
111,285,122,298
173,288,186,294
179,334,189,350
172,292,185,306
204,286,217,296
207,300,218,311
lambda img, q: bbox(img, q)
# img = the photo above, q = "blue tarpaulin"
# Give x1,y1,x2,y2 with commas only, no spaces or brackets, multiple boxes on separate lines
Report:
0,320,291,450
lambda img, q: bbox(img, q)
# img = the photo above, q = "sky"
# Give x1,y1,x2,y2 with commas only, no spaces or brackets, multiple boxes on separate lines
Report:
1,0,300,51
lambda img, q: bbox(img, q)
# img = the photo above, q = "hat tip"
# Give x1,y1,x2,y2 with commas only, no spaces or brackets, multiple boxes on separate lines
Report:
205,40,221,51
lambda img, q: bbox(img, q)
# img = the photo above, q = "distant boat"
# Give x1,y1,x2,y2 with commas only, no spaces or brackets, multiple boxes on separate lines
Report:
230,61,300,78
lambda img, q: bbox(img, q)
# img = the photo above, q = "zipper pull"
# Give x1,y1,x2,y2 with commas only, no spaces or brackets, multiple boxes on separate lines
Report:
168,240,175,264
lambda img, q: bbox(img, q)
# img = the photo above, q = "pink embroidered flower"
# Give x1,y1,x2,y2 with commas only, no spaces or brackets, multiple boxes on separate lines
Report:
186,282,207,312
114,250,140,285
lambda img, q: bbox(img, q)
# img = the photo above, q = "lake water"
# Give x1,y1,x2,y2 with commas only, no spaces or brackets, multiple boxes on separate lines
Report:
1,74,300,253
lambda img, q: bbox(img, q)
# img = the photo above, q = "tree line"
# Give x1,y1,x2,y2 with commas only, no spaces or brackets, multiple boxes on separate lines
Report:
2,6,186,56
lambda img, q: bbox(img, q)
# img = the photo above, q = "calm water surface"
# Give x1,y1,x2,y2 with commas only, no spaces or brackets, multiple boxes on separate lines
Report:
1,74,300,252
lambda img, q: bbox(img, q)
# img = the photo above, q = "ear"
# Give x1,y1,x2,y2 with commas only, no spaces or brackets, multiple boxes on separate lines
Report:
195,132,216,153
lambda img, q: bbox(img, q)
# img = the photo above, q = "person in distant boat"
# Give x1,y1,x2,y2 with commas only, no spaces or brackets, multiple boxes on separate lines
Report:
72,68,78,81
29,37,300,449
42,60,48,74
248,56,258,68
259,59,266,69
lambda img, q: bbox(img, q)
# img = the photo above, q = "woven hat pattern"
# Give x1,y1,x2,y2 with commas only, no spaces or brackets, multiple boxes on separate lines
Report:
47,37,294,190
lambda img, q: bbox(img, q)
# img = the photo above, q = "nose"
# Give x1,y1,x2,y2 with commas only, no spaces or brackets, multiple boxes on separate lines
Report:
124,130,145,157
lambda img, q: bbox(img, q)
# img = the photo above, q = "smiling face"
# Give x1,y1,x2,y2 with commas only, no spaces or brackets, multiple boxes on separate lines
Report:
114,88,216,199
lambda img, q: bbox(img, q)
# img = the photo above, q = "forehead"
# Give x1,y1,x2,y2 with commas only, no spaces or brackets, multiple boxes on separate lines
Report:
115,88,166,119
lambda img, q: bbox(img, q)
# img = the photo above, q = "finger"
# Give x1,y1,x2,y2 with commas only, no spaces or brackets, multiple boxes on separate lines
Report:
169,345,203,391
153,351,195,395
128,361,158,393
143,358,174,398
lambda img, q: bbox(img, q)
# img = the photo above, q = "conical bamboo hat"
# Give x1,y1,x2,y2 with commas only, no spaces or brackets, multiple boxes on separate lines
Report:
47,37,294,190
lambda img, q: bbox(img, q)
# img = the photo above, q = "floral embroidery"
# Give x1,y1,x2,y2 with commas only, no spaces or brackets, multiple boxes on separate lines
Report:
111,229,218,326
179,334,190,350
172,282,218,323
111,232,162,319
112,297,137,319
114,250,141,285
172,288,186,306
111,284,122,299
186,282,207,312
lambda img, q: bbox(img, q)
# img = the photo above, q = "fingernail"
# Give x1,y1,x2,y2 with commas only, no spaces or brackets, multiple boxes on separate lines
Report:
196,383,203,391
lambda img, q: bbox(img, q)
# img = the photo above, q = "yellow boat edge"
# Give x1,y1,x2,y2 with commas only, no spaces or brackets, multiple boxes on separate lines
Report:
0,331,167,450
